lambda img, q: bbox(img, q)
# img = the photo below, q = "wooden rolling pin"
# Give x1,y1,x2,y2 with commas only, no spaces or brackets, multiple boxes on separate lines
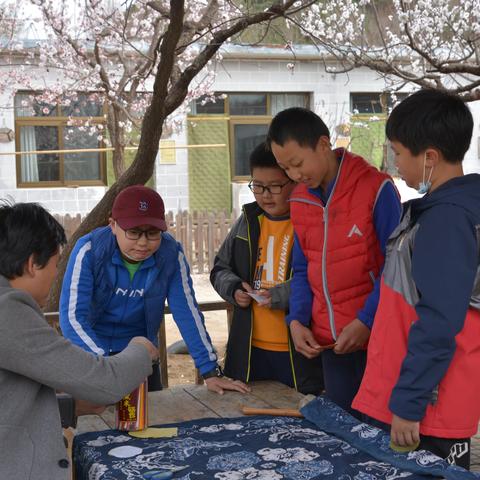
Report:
241,406,304,418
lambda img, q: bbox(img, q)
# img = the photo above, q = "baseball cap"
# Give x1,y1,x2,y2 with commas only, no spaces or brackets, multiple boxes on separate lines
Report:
112,185,167,231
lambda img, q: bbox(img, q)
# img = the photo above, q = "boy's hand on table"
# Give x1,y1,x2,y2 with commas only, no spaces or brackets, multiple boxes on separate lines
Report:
130,336,159,361
234,282,253,307
205,376,251,395
391,414,420,448
334,318,370,354
289,320,323,359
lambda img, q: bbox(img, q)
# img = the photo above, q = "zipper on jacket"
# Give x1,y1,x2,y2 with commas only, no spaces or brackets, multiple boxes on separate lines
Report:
320,150,347,341
245,207,254,382
288,337,298,391
322,207,337,341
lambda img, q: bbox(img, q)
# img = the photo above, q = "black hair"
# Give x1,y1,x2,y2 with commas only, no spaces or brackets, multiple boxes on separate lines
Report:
249,141,286,175
0,201,66,279
386,89,473,164
266,107,330,150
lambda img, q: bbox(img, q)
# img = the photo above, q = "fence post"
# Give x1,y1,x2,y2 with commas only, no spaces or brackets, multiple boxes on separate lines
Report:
185,211,193,266
196,212,205,274
207,212,215,271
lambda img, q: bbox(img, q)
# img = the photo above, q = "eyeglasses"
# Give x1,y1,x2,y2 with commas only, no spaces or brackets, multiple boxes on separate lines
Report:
248,180,292,195
124,228,162,241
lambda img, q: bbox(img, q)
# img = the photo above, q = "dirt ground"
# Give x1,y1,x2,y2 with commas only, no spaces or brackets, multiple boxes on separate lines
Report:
164,273,228,386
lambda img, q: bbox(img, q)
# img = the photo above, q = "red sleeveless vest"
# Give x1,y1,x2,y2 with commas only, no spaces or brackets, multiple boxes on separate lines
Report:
290,149,392,345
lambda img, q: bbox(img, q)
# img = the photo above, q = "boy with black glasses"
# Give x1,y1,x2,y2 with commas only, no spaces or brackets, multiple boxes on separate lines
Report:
211,142,324,394
60,185,249,395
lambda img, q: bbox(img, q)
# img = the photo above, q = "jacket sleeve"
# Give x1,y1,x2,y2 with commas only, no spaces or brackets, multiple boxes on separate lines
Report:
0,292,152,405
59,235,105,355
389,205,478,421
210,215,245,305
168,242,218,376
269,279,291,311
286,233,313,326
357,180,402,328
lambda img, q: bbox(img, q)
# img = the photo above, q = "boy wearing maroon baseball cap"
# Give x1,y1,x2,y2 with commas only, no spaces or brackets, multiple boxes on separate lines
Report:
60,185,249,395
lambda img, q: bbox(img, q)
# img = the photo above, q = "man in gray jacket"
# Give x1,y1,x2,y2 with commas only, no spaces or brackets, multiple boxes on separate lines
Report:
0,201,158,480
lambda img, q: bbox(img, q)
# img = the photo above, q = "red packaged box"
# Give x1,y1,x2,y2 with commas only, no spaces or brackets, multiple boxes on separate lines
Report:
115,379,148,431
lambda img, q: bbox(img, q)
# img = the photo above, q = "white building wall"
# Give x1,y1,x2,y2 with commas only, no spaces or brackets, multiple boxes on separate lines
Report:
2,55,479,213
155,127,190,212
158,57,435,209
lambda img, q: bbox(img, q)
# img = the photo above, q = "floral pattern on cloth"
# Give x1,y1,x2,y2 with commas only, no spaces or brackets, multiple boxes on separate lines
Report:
73,397,480,480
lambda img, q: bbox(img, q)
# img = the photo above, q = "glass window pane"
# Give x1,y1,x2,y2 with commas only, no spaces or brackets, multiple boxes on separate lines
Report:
193,95,225,115
233,123,269,176
14,93,57,117
351,93,383,114
229,94,267,116
271,93,309,115
19,125,59,182
63,127,101,181
61,94,103,117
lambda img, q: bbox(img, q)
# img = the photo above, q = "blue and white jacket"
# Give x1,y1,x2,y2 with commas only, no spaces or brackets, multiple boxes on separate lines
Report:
59,226,218,376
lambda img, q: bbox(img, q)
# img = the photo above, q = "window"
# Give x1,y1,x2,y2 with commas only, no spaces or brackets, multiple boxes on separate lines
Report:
14,92,106,187
191,95,226,115
190,92,310,180
350,92,409,114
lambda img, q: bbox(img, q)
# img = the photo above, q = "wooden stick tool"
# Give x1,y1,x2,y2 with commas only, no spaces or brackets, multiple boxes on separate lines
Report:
241,406,304,418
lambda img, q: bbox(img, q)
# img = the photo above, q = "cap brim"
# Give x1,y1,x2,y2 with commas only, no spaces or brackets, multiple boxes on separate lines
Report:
116,217,167,231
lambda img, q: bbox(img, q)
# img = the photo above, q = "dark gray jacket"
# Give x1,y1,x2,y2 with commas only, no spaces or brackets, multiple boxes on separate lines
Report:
0,276,152,480
210,202,323,395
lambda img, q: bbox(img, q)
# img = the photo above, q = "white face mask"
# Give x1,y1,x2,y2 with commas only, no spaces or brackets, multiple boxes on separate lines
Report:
417,153,434,194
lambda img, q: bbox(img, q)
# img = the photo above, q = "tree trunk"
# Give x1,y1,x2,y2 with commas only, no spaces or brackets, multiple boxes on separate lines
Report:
44,0,304,312
107,103,127,180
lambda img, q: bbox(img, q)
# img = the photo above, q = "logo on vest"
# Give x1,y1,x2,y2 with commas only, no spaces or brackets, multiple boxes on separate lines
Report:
348,224,363,238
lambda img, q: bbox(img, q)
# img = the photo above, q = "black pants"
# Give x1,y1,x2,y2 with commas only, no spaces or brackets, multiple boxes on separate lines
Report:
419,435,471,470
148,360,163,392
321,349,367,419
366,417,471,470
248,346,295,388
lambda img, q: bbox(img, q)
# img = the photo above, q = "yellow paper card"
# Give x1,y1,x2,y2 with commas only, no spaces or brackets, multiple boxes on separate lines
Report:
129,427,178,439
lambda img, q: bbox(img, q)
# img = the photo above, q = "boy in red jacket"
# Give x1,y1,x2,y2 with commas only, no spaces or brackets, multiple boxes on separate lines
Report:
353,90,480,470
267,107,401,417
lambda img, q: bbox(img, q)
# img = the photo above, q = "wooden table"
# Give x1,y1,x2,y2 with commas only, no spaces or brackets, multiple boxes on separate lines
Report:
76,381,305,433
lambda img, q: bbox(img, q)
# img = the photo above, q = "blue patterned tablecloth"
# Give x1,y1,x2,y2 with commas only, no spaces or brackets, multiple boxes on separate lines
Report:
73,396,480,480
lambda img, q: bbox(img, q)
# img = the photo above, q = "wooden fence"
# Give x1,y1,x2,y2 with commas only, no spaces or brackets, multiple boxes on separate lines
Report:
55,210,238,274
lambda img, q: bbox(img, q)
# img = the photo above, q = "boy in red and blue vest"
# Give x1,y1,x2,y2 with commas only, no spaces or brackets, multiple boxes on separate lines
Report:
352,90,480,470
267,107,401,417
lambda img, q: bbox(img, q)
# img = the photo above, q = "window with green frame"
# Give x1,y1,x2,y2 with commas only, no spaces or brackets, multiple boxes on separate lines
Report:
191,92,310,180
14,92,107,187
